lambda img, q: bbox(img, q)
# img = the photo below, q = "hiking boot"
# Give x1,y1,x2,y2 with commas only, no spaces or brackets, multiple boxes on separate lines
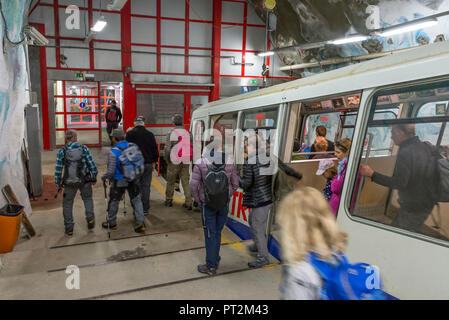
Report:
101,222,117,230
164,199,173,207
248,257,270,268
87,220,95,230
134,223,147,233
197,264,216,276
183,203,192,210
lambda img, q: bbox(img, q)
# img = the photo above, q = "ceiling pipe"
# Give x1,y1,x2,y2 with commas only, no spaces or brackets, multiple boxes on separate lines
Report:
41,45,254,66
279,46,417,71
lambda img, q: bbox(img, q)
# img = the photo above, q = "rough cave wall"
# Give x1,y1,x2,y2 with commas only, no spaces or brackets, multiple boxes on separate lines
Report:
0,0,32,214
248,0,449,77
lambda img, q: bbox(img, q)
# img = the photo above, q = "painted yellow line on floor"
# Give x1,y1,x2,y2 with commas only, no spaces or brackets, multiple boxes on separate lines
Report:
151,176,184,204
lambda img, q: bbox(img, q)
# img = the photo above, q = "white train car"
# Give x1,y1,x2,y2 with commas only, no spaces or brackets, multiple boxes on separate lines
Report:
191,40,449,299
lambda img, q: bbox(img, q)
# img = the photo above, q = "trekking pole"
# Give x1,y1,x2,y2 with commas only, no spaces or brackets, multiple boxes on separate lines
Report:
54,186,63,199
103,180,111,239
123,193,127,216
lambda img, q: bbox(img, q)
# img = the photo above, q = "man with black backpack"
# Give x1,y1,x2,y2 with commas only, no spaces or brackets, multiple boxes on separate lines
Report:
101,129,146,233
190,139,239,276
55,130,98,236
126,116,159,215
105,100,122,146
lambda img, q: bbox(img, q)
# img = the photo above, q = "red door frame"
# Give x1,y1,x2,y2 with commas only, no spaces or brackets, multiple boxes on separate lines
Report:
54,80,102,148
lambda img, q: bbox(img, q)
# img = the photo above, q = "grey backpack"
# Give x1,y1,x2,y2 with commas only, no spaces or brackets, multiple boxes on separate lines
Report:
62,146,85,186
425,142,449,203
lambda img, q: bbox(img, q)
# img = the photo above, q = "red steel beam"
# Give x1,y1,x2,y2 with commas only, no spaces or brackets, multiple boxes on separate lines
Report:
54,0,61,68
210,0,222,101
185,0,190,75
88,0,94,70
241,1,247,76
156,0,162,73
121,0,136,131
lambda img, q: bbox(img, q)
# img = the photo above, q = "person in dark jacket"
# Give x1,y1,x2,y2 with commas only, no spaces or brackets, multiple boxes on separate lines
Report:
240,135,273,268
105,100,123,146
101,129,146,233
360,124,435,233
190,142,239,276
126,116,159,215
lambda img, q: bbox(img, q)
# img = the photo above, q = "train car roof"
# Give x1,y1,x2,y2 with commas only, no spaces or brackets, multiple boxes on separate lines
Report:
193,41,449,117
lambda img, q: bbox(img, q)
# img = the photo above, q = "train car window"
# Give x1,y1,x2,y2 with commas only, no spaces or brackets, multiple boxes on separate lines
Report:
349,80,449,243
193,120,205,155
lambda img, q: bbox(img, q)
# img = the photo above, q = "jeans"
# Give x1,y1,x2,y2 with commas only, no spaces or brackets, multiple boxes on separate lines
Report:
248,203,272,260
62,183,95,231
107,180,145,227
392,206,433,234
106,122,118,145
201,204,228,269
138,163,153,213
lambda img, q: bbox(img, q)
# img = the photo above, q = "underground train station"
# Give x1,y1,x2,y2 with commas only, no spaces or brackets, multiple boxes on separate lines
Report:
1,0,449,307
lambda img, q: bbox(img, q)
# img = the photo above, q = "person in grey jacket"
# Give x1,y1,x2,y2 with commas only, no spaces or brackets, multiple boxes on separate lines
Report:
240,135,273,268
101,129,146,233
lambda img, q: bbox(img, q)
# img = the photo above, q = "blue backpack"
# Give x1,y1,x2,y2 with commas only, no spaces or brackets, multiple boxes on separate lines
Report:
308,252,387,300
115,142,145,182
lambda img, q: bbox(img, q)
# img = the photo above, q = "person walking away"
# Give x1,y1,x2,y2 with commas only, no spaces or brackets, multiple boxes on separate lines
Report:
311,137,334,159
55,130,98,236
240,135,273,268
102,129,146,233
105,100,122,146
360,124,436,233
190,140,239,275
278,187,347,299
164,114,193,210
126,116,159,215
316,159,337,201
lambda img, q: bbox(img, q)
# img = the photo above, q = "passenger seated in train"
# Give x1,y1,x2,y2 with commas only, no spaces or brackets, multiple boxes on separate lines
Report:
310,125,335,153
311,137,334,160
316,159,337,201
278,187,347,300
359,124,436,234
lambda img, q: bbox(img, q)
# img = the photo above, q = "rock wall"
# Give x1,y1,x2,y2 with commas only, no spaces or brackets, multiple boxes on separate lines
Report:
0,0,32,214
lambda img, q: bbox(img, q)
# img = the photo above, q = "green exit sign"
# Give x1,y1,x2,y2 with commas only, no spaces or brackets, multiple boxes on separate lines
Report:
251,79,258,85
75,72,83,78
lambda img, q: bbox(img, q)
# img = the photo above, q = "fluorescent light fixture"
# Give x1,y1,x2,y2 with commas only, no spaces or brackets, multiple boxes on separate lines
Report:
377,19,438,37
329,35,368,45
91,16,107,32
257,51,275,57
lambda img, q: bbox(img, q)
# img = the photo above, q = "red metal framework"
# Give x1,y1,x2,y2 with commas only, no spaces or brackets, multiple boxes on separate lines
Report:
54,81,104,148
30,0,297,148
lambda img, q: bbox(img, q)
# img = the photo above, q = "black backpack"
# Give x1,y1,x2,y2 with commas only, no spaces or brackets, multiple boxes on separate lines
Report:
204,163,229,211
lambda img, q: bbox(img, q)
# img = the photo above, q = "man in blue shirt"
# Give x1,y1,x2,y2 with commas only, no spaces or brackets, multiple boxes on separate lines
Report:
102,129,146,233
55,130,97,236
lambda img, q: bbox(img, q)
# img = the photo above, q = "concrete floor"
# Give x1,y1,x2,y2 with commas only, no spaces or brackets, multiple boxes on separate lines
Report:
0,148,281,300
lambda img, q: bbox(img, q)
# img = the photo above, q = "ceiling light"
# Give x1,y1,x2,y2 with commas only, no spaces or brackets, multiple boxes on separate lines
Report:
91,16,107,32
377,19,438,37
257,51,275,57
329,35,368,45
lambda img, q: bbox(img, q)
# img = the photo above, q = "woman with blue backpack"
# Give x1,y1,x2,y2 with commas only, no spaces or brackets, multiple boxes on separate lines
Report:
278,187,386,300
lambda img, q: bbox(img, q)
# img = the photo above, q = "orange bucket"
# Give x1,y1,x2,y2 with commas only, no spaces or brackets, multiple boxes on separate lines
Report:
0,204,24,254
